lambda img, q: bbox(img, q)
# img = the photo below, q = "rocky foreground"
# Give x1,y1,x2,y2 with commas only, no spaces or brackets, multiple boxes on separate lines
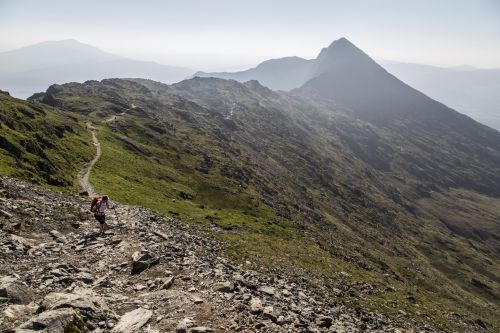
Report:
0,176,440,333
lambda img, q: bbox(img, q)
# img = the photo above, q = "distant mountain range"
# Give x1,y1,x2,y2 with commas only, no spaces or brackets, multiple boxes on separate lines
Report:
197,39,500,130
0,39,195,98
2,38,498,130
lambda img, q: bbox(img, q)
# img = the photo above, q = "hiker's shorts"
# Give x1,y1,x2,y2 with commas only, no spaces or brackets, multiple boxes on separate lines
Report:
94,213,106,224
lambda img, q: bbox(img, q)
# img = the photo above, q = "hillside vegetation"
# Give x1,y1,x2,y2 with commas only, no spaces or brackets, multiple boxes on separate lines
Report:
0,90,93,189
2,75,493,331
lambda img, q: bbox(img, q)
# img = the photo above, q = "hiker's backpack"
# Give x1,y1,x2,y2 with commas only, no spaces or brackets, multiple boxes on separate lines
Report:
90,196,102,213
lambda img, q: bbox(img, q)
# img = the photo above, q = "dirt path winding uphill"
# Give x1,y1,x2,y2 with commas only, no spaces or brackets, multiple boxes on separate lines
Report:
78,122,100,197
78,104,135,196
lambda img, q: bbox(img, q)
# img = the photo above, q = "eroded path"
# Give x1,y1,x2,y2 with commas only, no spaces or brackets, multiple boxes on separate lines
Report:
78,122,100,197
78,106,131,196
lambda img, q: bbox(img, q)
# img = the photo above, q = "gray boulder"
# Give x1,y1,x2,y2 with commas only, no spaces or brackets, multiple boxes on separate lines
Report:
0,276,34,304
131,251,159,275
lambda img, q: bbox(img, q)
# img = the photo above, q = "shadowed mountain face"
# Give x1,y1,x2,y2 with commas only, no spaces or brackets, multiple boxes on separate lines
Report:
296,39,481,125
381,61,500,130
0,40,195,99
296,38,444,121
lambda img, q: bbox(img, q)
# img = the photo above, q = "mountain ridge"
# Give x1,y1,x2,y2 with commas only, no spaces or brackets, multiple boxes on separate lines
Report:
198,38,500,130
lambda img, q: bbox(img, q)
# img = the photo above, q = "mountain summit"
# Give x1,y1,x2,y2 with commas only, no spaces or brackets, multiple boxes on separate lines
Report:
196,37,394,99
0,40,195,98
297,38,444,122
314,37,378,75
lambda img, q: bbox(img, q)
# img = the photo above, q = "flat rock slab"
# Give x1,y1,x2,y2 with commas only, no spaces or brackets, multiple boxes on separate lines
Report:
41,292,98,314
15,308,79,333
112,308,152,333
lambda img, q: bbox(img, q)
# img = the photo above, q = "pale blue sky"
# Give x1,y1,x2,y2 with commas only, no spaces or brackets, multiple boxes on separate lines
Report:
1,0,499,70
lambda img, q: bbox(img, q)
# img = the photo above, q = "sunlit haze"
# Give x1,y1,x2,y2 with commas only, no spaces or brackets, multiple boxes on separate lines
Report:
1,0,499,71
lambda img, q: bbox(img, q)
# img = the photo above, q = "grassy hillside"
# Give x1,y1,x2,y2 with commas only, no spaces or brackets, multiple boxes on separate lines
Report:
18,78,500,331
0,91,93,189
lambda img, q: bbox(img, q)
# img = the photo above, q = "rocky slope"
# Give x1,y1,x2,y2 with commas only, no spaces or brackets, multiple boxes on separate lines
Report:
7,75,496,331
0,176,443,332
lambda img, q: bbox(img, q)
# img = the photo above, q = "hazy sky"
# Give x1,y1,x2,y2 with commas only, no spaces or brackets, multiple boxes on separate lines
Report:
1,0,499,71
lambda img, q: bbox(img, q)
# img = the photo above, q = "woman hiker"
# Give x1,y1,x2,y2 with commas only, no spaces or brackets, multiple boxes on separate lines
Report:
91,195,116,235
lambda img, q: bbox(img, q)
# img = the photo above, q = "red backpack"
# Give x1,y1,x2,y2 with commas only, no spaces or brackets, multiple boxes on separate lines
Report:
90,196,102,212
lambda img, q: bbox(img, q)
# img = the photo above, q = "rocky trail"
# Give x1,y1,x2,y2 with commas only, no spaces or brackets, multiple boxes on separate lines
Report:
0,177,441,332
78,105,133,197
78,122,100,197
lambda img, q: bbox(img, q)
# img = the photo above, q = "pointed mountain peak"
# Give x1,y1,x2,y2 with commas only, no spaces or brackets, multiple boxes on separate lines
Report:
314,38,378,77
317,37,368,60
328,37,354,48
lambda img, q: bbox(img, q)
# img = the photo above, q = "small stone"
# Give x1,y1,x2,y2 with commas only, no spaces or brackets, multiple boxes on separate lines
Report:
249,297,263,314
259,286,275,296
176,318,193,333
134,284,147,291
263,306,277,322
254,322,266,329
161,276,175,290
315,315,333,328
0,209,13,219
191,327,213,333
214,281,235,293
75,272,94,284
234,303,247,312
281,289,291,297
